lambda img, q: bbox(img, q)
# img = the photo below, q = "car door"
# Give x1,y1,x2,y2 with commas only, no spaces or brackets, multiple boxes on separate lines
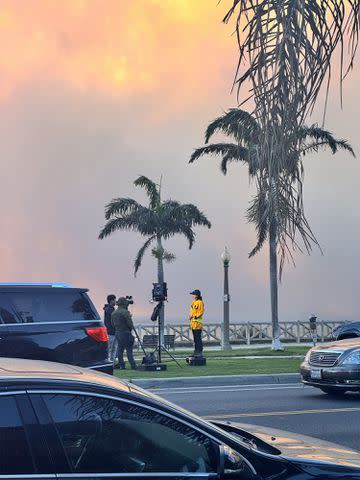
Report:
29,390,220,480
0,391,55,479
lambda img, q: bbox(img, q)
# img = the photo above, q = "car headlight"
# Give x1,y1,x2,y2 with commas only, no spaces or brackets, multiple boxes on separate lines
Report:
341,349,360,365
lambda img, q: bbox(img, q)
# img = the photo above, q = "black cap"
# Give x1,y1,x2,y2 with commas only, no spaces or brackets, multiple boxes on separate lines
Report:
190,289,201,296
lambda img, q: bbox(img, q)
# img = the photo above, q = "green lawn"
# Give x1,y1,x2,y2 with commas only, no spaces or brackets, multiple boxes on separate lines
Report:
131,345,309,360
114,356,303,380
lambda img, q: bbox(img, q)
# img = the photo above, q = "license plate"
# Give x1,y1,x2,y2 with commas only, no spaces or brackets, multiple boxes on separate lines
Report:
311,369,322,379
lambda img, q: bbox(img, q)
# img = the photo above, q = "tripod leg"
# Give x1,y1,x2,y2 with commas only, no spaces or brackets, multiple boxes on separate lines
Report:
160,346,182,368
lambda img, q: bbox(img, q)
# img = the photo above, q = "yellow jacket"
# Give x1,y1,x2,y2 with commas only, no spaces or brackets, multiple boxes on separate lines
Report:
190,299,204,330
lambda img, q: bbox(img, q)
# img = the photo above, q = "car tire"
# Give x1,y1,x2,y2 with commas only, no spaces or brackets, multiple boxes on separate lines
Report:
320,387,347,396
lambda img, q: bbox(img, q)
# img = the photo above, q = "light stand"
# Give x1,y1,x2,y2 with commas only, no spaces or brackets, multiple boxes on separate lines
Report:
221,247,232,350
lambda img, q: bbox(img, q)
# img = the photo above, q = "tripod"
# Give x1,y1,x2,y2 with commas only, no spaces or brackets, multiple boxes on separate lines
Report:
152,302,182,368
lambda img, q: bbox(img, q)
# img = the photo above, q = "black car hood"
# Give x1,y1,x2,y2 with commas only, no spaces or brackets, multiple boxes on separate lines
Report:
213,421,360,471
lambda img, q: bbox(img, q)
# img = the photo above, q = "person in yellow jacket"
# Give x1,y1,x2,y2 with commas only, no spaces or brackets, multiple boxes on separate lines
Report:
189,289,204,356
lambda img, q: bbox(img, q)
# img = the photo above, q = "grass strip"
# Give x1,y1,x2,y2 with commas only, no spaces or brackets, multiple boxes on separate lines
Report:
131,345,309,360
114,356,302,380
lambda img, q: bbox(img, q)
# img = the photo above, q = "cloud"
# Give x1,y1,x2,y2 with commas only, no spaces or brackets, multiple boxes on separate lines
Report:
0,1,235,111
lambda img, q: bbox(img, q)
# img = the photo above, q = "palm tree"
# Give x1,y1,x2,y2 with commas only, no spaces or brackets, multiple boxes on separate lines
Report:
190,108,354,349
99,175,211,344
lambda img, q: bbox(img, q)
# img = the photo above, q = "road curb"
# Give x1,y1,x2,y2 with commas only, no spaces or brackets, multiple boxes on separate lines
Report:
130,373,301,390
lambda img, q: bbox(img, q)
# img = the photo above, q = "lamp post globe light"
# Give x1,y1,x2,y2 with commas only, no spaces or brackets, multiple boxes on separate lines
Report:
221,246,232,350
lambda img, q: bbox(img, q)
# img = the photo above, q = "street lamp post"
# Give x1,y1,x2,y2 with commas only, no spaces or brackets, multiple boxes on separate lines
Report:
221,246,232,350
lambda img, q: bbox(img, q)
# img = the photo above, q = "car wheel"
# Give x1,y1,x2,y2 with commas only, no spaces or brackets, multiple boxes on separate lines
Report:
320,387,346,396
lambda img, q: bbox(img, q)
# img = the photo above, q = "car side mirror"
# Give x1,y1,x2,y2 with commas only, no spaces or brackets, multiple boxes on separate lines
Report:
217,444,260,480
217,444,225,478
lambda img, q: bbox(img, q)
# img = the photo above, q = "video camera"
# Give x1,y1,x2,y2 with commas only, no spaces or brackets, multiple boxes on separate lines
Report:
152,282,167,302
126,295,134,305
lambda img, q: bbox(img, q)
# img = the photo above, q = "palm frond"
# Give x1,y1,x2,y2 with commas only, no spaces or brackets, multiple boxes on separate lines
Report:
301,135,355,157
247,185,269,258
99,207,157,239
99,217,135,239
190,143,250,175
205,108,260,144
134,175,160,209
298,126,340,154
134,235,156,275
173,203,212,228
159,201,211,236
180,226,196,249
151,247,176,263
104,198,141,220
163,251,176,263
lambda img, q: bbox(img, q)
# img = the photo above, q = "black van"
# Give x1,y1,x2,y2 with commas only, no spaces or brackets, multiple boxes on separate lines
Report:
0,283,113,374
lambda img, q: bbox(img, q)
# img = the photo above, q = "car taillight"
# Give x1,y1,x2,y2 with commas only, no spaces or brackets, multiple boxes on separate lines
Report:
86,326,109,342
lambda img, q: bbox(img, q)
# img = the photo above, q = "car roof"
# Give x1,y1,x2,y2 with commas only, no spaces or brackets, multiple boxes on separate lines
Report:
0,282,72,288
0,284,88,293
0,358,130,392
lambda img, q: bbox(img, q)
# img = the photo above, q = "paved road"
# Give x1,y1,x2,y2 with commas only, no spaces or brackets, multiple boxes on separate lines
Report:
152,383,360,451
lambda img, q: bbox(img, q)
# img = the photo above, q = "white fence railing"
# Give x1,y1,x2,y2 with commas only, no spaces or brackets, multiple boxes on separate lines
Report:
134,321,345,346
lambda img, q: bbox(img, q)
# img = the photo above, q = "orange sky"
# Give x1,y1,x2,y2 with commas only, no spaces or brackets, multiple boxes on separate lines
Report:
0,1,235,108
0,1,359,322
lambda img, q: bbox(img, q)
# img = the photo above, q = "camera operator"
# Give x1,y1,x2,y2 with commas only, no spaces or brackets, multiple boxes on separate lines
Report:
111,297,137,370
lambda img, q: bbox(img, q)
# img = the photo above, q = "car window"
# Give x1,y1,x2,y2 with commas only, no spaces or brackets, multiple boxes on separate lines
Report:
0,294,19,324
1,291,98,323
0,395,35,474
43,393,217,474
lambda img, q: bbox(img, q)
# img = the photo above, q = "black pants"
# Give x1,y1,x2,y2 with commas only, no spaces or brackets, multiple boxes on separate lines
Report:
116,331,136,369
192,329,203,356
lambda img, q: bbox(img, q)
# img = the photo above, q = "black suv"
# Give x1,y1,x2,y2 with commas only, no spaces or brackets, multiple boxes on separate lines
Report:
1,357,360,479
0,283,112,374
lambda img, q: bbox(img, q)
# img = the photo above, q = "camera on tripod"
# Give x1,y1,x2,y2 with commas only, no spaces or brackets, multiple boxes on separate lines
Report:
152,283,167,302
126,295,134,305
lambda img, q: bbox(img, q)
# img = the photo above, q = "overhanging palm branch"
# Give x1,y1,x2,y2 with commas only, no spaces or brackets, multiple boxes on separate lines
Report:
223,1,360,126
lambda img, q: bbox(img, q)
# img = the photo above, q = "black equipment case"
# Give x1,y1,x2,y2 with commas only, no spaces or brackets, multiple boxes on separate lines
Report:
186,356,206,366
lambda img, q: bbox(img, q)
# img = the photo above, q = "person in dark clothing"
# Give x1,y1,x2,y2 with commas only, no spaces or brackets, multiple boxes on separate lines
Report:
111,297,137,370
103,294,117,362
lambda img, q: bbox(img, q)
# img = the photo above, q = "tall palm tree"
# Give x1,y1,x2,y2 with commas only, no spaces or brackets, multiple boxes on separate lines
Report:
99,175,211,344
219,5,359,320
190,108,354,349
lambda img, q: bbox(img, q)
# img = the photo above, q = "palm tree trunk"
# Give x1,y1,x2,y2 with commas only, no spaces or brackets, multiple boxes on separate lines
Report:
157,236,165,349
269,220,283,350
